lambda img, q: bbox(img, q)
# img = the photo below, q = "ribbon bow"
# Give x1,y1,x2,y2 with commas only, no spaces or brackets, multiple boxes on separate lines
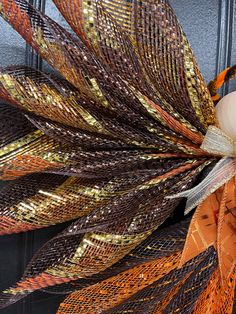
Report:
168,126,236,280
167,125,236,214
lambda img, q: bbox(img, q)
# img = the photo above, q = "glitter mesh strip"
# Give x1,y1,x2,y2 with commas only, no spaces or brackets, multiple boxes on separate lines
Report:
53,0,216,130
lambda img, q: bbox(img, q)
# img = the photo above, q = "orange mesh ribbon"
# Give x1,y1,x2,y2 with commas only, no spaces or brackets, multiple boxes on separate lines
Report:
180,177,236,280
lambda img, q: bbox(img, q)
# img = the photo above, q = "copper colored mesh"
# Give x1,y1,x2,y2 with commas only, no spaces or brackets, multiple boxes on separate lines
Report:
57,254,182,314
104,248,217,314
57,247,217,314
193,267,236,314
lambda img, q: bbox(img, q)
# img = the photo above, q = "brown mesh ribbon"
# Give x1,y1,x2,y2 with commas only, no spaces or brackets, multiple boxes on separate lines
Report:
0,0,235,313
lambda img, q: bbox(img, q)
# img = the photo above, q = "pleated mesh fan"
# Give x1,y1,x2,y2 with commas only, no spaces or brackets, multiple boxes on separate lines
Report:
0,1,235,313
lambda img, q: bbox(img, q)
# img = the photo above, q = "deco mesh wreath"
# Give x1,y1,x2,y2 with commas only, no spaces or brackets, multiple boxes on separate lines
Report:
0,0,235,313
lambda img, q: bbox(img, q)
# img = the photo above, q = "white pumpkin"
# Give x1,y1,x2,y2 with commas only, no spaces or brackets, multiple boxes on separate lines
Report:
216,91,236,141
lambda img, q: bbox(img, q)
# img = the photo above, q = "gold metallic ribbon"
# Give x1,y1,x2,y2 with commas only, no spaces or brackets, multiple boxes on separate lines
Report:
167,126,236,214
